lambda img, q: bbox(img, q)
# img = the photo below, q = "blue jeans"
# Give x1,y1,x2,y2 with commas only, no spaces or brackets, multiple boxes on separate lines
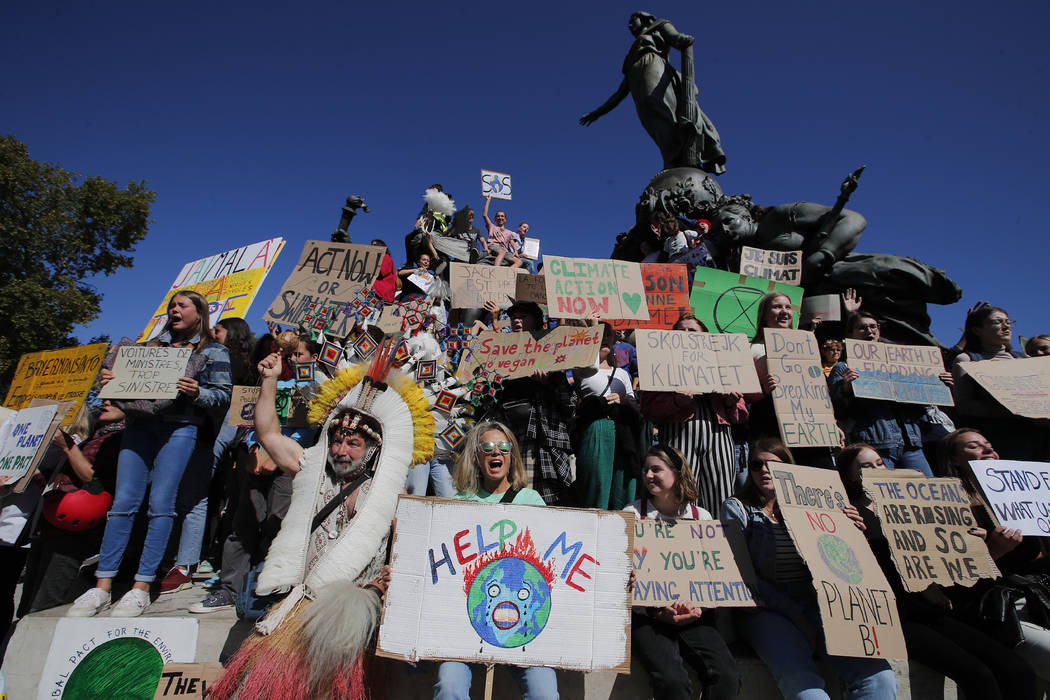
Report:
97,421,199,582
406,457,456,498
878,445,933,477
434,662,558,700
173,420,239,567
737,609,896,700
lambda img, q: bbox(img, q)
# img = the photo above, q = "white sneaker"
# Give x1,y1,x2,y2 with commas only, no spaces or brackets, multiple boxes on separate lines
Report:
110,588,151,617
68,587,110,617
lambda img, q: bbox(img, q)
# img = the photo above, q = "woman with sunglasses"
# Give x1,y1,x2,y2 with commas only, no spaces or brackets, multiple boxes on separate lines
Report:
434,421,556,699
720,438,896,700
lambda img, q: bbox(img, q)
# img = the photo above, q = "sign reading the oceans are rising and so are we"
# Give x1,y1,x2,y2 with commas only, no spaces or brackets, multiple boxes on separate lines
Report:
543,256,650,321
265,241,385,336
3,343,108,429
98,347,193,400
140,238,285,341
765,328,839,448
739,247,802,285
969,459,1050,536
631,518,757,608
769,462,907,659
634,330,760,394
867,472,999,592
609,263,690,332
845,339,953,406
378,497,632,672
457,326,602,380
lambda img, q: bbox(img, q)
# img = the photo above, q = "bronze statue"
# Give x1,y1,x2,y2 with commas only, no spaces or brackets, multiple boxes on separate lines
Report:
331,195,370,243
580,11,727,175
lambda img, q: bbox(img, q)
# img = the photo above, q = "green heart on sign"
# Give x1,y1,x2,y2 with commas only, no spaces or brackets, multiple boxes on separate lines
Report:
622,292,642,314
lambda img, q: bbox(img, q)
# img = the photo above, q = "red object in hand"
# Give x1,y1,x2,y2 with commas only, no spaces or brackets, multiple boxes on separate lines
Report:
43,484,113,532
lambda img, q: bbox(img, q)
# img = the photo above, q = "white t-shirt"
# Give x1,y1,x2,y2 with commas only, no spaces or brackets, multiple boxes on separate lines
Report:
623,498,713,521
575,365,634,400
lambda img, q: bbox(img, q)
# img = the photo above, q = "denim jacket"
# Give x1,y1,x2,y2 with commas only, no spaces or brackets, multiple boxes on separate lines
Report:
153,331,232,428
827,361,923,449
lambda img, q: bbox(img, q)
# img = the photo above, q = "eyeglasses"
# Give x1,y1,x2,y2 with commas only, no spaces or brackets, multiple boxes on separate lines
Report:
479,441,513,454
856,323,879,332
987,319,1012,328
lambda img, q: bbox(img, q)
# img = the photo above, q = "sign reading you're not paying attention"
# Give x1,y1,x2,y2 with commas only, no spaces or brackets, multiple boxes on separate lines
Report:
543,256,649,321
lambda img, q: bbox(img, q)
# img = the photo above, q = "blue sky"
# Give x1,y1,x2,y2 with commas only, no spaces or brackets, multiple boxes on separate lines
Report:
4,0,1048,347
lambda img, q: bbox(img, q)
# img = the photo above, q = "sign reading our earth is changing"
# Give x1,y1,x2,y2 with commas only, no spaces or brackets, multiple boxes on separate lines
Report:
377,496,633,671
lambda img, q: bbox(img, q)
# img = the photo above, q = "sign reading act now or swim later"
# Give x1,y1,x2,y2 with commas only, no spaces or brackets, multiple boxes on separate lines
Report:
542,256,649,321
845,339,953,406
769,462,907,659
635,330,760,394
765,328,839,448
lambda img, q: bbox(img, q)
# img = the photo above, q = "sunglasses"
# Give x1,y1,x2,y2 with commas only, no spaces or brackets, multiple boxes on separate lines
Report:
479,441,513,455
748,460,769,472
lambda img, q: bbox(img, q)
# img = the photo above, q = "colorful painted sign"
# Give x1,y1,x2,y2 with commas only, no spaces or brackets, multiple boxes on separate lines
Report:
481,169,513,200
635,330,760,394
3,343,107,429
765,328,839,447
968,459,1050,536
456,326,602,381
377,496,632,671
769,462,907,659
139,237,285,341
739,246,802,285
609,263,690,332
542,256,649,321
689,268,803,336
97,346,193,400
845,339,953,406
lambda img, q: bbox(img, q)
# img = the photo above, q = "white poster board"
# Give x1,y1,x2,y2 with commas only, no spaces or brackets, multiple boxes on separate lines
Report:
969,459,1050,536
481,169,513,200
98,346,193,400
521,237,540,260
0,403,59,486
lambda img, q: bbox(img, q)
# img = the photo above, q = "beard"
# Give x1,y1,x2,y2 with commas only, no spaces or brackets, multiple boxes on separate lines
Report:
328,453,370,481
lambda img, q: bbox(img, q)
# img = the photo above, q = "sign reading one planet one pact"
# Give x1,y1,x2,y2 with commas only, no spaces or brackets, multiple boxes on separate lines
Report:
377,496,633,672
866,472,999,591
689,268,803,337
139,237,285,341
264,241,385,336
481,169,513,200
635,330,760,394
968,459,1050,536
765,328,839,448
37,617,198,700
769,462,907,659
845,339,953,406
98,346,193,400
3,343,108,429
450,262,525,309
456,326,602,381
956,356,1050,419
631,518,757,608
542,256,650,321
739,246,802,285
609,263,691,332
0,403,59,486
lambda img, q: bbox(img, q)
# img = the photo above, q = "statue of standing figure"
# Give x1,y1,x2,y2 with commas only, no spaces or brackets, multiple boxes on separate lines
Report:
581,11,727,175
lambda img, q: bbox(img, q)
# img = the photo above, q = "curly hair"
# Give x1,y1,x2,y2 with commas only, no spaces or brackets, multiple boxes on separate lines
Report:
644,444,699,506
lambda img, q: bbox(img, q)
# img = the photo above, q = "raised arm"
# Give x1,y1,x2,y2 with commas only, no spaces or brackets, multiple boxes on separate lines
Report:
580,78,630,125
481,195,494,230
255,353,306,474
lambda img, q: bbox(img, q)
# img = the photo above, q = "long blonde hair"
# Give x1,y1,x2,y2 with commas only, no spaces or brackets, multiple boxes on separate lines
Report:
157,289,211,352
453,421,527,494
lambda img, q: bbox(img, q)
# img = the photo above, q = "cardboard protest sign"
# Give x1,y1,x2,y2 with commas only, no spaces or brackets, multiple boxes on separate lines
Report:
867,472,999,591
153,662,224,700
227,385,310,428
739,246,802,285
0,403,58,486
265,241,385,336
521,237,540,259
635,330,760,394
140,237,285,341
98,346,193,400
956,356,1050,419
845,339,953,406
450,262,523,309
373,298,433,336
408,269,436,294
37,617,198,700
378,496,633,671
968,459,1050,536
610,263,690,332
631,518,757,608
800,294,841,325
515,274,547,305
3,343,107,429
689,268,803,336
457,326,602,381
769,462,907,659
481,169,513,200
543,256,649,320
765,328,839,447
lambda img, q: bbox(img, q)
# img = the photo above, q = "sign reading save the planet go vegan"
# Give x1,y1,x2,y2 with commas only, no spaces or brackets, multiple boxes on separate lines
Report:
378,496,633,671
542,256,650,320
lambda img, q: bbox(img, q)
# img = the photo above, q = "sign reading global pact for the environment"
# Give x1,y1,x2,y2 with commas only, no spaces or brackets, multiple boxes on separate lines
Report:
969,459,1050,535
845,339,953,406
378,497,632,672
3,343,108,429
139,237,285,341
634,330,760,394
631,518,757,608
765,328,839,448
542,256,650,321
866,472,999,591
768,462,907,659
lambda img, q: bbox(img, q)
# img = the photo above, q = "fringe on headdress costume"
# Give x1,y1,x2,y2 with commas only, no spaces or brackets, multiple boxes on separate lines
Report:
211,341,434,700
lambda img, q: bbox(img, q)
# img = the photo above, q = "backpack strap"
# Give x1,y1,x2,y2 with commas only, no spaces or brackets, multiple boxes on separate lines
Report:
499,487,520,504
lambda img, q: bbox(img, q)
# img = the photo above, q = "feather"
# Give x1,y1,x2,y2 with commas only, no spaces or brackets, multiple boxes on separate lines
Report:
300,582,381,688
423,187,455,216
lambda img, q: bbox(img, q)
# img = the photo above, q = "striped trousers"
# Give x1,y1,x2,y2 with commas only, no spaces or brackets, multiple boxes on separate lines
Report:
654,398,737,514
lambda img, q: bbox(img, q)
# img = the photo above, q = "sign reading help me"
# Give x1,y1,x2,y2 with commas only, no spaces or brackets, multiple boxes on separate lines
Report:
769,462,907,659
968,459,1050,536
845,339,953,406
98,346,193,400
866,472,999,591
631,518,757,608
542,256,650,320
765,328,839,447
378,496,633,672
635,330,760,394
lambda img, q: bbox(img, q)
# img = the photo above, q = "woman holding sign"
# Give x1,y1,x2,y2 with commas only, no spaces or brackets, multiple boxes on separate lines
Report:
720,438,897,700
68,290,232,618
434,421,557,699
625,444,741,700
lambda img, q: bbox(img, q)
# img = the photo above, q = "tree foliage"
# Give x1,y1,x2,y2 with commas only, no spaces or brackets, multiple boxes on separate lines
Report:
0,134,155,396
